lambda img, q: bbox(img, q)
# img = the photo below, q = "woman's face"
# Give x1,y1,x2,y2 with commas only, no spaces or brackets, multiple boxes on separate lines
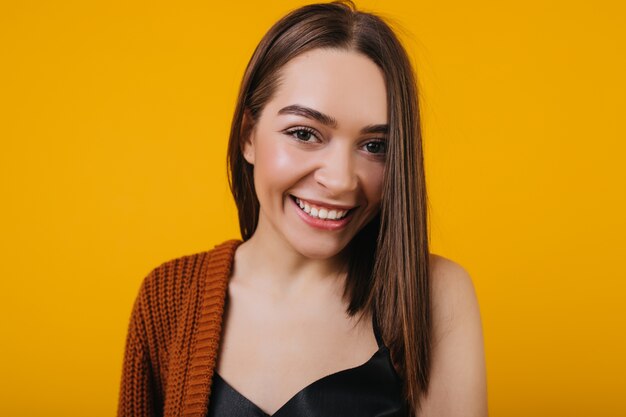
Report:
243,48,388,260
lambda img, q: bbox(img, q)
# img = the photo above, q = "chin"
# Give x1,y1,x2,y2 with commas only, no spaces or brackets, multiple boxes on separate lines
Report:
288,237,349,260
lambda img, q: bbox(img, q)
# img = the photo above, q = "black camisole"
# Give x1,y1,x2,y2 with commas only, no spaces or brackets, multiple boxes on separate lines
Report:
206,313,408,416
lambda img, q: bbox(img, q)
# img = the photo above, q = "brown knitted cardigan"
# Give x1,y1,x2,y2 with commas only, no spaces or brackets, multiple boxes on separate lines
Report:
117,239,242,417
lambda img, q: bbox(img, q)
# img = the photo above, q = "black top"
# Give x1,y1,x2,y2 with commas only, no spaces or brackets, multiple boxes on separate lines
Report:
206,313,408,417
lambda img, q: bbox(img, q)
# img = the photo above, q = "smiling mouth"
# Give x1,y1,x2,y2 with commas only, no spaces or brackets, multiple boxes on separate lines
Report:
289,195,355,221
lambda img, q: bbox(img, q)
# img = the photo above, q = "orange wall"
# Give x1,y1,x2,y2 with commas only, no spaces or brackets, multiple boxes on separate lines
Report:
1,1,624,415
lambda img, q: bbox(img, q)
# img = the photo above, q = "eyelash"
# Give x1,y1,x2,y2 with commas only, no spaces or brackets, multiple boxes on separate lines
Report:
283,126,387,157
285,126,319,142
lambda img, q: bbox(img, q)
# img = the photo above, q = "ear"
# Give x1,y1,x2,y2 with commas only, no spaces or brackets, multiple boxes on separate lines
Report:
241,109,256,165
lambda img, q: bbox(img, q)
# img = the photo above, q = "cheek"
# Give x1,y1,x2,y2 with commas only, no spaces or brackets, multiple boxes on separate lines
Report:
254,136,310,192
359,163,385,205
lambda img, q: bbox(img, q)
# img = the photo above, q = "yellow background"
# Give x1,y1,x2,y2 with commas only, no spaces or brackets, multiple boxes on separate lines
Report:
1,0,624,415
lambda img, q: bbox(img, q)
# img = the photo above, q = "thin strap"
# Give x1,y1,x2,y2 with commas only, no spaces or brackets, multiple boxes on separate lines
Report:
372,309,384,348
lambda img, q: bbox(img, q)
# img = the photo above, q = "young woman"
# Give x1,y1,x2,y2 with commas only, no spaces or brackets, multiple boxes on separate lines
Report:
117,2,487,416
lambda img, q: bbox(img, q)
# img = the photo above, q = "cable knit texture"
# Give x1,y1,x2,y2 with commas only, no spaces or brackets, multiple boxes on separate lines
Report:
117,239,242,417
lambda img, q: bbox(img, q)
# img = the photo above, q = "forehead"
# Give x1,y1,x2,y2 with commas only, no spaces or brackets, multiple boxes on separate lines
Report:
268,48,388,127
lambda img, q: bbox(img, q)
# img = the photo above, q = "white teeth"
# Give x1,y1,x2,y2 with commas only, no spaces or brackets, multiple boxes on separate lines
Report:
293,197,351,221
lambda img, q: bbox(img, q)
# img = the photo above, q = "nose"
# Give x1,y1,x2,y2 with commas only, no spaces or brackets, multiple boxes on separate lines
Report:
313,144,358,195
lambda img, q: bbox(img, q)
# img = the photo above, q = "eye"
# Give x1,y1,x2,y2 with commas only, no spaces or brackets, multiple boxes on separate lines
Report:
364,140,387,155
284,127,320,143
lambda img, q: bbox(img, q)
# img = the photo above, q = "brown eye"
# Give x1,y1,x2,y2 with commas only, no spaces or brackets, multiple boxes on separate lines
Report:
284,127,320,143
295,129,313,141
365,141,387,154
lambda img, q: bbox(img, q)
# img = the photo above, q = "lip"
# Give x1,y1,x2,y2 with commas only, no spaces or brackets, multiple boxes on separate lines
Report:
290,195,357,211
290,196,355,231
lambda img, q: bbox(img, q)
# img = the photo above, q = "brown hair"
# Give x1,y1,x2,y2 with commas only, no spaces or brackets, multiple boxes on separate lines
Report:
226,1,430,413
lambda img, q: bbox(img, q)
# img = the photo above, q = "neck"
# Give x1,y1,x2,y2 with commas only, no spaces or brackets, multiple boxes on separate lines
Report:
233,215,350,298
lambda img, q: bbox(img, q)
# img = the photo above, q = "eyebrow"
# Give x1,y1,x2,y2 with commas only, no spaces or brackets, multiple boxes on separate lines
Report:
277,104,389,135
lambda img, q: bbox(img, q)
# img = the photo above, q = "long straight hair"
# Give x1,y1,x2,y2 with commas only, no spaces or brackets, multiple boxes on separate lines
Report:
226,1,430,414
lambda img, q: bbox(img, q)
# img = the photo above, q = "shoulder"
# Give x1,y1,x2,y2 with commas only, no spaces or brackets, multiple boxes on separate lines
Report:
421,254,487,416
429,253,473,292
141,239,241,292
428,253,478,317
128,240,240,346
133,251,210,337
141,251,209,294
136,239,240,318
427,253,482,345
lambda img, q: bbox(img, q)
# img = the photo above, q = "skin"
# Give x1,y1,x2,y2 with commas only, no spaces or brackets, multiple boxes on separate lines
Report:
215,48,487,416
422,255,488,416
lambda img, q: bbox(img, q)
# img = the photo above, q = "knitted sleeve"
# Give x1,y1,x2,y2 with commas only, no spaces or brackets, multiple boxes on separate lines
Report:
117,271,159,417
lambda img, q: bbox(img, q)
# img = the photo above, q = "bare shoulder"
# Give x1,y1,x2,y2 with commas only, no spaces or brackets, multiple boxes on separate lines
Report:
428,253,478,319
429,253,475,290
421,254,488,417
